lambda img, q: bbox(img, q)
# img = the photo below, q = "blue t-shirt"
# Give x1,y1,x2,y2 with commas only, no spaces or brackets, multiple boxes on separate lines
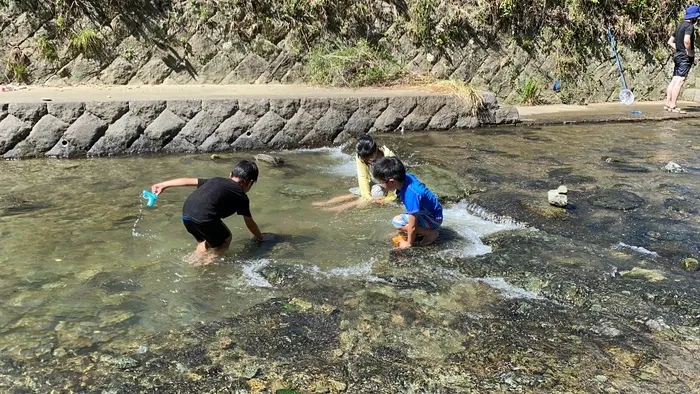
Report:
397,173,443,220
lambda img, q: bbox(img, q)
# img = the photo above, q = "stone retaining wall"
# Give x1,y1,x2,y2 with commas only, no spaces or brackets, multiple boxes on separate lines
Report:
0,94,518,159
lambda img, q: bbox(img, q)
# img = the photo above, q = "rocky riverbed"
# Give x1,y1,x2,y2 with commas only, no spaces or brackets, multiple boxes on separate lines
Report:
1,120,699,393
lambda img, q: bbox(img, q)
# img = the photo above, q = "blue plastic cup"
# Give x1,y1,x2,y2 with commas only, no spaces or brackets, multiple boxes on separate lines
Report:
142,190,158,207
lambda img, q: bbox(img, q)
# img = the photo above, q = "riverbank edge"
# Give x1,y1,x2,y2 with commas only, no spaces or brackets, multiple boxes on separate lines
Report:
0,85,518,159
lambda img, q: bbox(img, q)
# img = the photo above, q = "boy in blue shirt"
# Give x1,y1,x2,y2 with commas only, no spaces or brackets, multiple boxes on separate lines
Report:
371,157,443,249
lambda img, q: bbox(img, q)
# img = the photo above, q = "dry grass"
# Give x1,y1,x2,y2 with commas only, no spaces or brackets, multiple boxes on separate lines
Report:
400,75,485,115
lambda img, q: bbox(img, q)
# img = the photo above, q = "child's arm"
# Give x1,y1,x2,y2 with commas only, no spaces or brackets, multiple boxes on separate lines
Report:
244,216,265,241
356,156,373,200
151,178,199,195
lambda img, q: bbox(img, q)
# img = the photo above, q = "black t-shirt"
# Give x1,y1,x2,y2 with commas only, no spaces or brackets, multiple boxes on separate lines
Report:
182,177,251,222
675,21,695,56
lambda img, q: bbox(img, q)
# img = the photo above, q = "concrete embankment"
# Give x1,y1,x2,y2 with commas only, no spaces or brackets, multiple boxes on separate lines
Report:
0,85,518,159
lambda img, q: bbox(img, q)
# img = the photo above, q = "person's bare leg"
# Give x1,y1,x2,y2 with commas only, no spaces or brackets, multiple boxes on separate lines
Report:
415,226,439,246
393,224,438,246
209,236,232,258
312,194,356,207
188,241,210,266
190,236,231,266
323,198,367,212
670,77,686,108
666,79,674,107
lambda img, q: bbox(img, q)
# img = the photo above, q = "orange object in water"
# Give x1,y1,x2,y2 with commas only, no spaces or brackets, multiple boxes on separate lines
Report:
392,234,407,247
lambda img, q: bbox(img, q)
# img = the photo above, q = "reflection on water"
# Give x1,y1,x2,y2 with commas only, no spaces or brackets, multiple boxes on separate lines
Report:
0,148,518,346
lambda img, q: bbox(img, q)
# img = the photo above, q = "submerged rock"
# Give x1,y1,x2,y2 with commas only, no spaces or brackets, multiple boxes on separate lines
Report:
619,267,665,282
255,154,285,166
645,318,670,332
547,167,597,184
101,355,139,370
278,184,325,198
411,164,472,202
588,189,644,210
681,258,699,272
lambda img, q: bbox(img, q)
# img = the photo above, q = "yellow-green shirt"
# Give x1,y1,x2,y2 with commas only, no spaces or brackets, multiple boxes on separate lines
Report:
356,145,397,202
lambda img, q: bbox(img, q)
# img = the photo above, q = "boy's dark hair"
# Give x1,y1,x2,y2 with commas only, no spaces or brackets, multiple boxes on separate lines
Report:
231,160,259,183
372,157,406,183
356,135,378,160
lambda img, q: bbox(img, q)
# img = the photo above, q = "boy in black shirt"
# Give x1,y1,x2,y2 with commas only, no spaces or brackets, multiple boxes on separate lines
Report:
665,5,700,113
151,160,266,264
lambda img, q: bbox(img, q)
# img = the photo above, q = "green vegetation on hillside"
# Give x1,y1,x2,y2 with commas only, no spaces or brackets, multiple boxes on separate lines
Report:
0,0,688,87
306,40,404,87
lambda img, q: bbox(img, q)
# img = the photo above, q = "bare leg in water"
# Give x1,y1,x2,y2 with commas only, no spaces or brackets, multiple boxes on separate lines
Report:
312,194,356,207
189,236,232,266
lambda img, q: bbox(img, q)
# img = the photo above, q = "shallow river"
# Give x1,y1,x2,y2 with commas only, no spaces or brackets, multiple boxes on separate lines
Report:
1,119,698,393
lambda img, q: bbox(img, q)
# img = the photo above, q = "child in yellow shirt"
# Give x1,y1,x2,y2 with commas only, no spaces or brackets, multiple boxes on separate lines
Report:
313,135,397,212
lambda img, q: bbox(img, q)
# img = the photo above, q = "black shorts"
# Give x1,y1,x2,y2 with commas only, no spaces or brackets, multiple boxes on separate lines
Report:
673,53,694,78
182,217,231,248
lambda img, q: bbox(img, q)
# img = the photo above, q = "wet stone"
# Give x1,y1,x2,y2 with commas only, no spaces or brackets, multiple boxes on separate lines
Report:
604,161,650,173
663,198,698,214
411,164,471,202
681,258,699,271
254,154,284,166
259,263,303,287
98,310,135,327
588,189,644,210
101,354,139,370
619,267,665,282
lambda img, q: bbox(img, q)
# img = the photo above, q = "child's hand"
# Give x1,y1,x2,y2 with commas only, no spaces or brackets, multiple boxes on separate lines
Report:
396,239,411,250
373,198,387,205
151,183,166,196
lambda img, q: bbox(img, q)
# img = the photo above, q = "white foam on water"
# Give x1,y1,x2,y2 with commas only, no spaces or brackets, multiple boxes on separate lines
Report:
611,242,658,257
475,277,544,300
439,201,528,257
241,259,274,288
311,259,384,282
288,146,357,177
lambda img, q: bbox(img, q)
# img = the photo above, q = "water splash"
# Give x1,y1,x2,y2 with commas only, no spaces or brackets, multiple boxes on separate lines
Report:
311,258,383,282
612,242,658,257
288,146,357,177
475,277,544,300
439,201,528,257
241,259,274,288
131,202,145,237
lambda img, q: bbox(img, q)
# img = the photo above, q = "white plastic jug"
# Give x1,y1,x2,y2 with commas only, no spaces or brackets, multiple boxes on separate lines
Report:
619,89,635,105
